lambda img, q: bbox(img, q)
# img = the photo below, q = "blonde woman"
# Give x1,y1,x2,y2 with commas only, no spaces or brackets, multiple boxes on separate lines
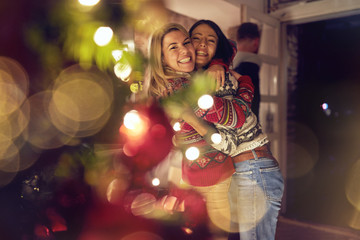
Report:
147,23,253,237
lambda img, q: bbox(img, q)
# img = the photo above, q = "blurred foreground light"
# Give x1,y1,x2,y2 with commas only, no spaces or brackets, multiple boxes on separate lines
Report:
321,103,331,116
49,65,113,138
123,110,141,130
106,178,128,204
123,40,135,52
130,83,140,93
122,231,163,240
198,94,214,110
211,133,222,144
346,159,360,211
322,103,328,110
182,227,193,235
131,193,156,216
112,50,123,62
114,62,132,82
185,147,199,161
78,0,100,6
94,27,113,46
152,178,160,186
173,122,181,131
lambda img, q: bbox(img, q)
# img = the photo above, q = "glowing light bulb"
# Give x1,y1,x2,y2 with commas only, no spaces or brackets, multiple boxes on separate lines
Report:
173,122,181,131
211,133,222,144
114,62,132,81
185,147,200,161
322,103,328,110
152,178,160,186
123,40,135,52
78,0,100,6
94,26,113,46
198,94,214,110
182,227,193,235
112,50,123,61
123,110,141,130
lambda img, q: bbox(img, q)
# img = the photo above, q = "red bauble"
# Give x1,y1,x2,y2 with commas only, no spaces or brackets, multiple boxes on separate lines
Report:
119,101,174,175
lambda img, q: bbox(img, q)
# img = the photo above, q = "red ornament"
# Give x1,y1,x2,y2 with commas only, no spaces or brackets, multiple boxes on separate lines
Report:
119,101,174,184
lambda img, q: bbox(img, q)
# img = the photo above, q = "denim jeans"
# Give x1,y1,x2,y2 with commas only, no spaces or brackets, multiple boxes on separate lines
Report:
228,153,284,240
194,177,232,235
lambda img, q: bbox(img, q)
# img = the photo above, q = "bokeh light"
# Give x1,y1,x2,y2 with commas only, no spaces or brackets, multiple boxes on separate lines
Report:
106,178,129,205
185,147,199,161
78,0,100,7
210,133,222,144
197,94,214,110
322,102,328,110
345,158,360,211
121,231,163,240
349,210,360,230
26,91,73,150
123,0,169,34
93,26,113,46
114,62,132,82
0,170,17,188
182,227,193,235
49,65,113,138
130,192,156,216
151,178,160,186
0,57,29,116
321,102,331,116
172,122,181,131
112,49,123,61
287,121,319,178
123,110,144,131
130,82,141,93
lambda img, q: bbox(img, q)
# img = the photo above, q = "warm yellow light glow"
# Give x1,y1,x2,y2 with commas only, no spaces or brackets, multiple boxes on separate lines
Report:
114,62,132,81
112,50,123,61
78,0,100,6
185,147,199,161
123,110,141,130
182,227,193,235
172,122,181,131
198,94,214,110
130,83,140,93
131,193,156,216
93,27,113,46
211,133,222,144
152,178,160,186
123,40,135,52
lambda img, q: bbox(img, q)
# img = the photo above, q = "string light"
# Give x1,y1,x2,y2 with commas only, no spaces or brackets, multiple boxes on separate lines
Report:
114,62,132,81
152,178,160,186
185,147,199,161
322,103,328,110
123,110,141,130
78,0,100,7
112,50,123,61
211,133,222,144
172,122,181,131
197,94,214,110
93,26,113,46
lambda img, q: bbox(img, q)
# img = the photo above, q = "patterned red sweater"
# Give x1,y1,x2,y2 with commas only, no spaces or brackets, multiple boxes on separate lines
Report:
168,75,254,186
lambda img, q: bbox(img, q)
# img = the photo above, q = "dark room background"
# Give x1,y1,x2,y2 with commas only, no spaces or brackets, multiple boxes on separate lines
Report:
286,13,360,230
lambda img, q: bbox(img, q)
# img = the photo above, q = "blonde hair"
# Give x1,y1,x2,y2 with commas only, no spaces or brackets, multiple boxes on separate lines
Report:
148,23,190,97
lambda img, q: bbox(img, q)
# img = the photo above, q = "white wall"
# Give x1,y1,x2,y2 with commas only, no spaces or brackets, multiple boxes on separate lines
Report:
164,0,265,34
224,0,265,12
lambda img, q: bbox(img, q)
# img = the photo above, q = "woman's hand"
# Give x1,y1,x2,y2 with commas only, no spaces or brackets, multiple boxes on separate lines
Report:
229,69,242,80
206,64,225,91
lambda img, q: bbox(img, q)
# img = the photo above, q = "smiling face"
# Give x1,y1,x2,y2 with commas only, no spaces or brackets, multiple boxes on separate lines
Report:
162,30,196,73
190,24,218,69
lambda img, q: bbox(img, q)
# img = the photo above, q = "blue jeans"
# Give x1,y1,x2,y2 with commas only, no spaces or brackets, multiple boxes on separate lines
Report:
228,153,284,240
